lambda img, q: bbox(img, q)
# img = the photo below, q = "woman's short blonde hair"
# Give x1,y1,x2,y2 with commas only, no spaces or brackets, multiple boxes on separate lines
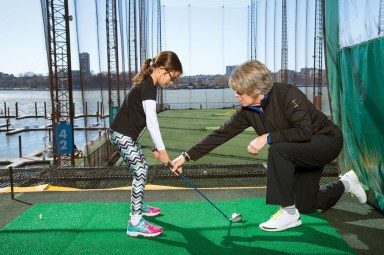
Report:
229,60,273,97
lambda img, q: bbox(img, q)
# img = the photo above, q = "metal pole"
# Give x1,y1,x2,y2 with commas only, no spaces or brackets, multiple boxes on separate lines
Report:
19,136,22,158
97,101,99,122
15,102,18,118
85,102,88,118
35,102,38,117
9,166,14,200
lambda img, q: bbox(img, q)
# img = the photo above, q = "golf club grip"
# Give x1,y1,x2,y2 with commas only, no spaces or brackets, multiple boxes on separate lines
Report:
167,162,228,219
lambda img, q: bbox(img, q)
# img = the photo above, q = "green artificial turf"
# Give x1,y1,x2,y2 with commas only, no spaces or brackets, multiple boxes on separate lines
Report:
0,199,354,255
137,109,269,165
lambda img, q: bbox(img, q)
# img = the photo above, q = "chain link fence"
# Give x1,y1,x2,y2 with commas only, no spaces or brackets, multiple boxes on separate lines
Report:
0,162,340,196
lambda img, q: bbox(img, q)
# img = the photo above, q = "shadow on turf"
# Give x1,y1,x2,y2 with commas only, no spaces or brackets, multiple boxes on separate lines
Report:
149,215,354,255
149,218,293,255
222,212,354,254
320,206,384,254
0,213,356,255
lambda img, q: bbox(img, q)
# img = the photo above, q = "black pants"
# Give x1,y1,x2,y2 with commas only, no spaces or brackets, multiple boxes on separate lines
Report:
266,134,344,213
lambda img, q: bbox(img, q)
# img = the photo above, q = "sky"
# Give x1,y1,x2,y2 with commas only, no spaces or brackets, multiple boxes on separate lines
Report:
160,0,250,75
0,0,305,77
0,0,48,76
0,0,380,77
0,0,251,76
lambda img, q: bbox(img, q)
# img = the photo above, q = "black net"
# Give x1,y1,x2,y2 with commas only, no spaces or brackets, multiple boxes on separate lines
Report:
0,162,339,190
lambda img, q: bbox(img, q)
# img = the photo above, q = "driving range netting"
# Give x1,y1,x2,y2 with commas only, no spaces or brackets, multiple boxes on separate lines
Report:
0,162,339,189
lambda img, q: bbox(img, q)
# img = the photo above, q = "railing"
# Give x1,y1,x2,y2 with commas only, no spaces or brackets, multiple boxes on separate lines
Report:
1,162,340,199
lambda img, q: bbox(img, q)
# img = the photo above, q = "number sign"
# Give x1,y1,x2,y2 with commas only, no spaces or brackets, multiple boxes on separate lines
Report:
109,106,119,125
54,123,73,154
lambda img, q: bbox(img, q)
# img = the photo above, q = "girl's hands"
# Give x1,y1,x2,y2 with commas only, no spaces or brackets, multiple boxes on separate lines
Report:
152,147,184,175
152,148,170,166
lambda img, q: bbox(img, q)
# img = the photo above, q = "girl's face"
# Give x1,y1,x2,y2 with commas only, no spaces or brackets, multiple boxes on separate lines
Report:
157,68,181,87
235,91,264,107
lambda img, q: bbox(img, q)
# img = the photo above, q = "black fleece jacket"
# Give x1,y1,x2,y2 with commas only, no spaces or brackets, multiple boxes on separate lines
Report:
186,83,343,161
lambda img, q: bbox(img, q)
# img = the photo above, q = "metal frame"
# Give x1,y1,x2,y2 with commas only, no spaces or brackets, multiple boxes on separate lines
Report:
313,0,323,110
45,0,75,166
128,0,138,86
106,0,121,110
281,0,288,83
250,0,257,60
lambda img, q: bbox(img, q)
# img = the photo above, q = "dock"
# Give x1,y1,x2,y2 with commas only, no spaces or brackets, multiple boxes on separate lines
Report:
0,126,108,135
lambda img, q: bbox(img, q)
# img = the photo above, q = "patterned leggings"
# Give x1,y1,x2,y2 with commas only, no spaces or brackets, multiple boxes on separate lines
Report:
109,129,147,215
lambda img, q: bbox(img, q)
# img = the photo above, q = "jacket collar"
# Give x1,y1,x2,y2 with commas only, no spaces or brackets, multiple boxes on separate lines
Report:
246,93,270,113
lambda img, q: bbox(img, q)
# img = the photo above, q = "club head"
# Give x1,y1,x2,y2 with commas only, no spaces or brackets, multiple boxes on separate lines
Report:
229,213,242,222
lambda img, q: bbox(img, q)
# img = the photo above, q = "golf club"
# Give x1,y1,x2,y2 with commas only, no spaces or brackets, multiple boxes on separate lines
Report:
166,162,242,223
151,147,242,222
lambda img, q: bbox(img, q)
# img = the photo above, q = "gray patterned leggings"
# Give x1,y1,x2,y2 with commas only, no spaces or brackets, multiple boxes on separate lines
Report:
109,129,148,215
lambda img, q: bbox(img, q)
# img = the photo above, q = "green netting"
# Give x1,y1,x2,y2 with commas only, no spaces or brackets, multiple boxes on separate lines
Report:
338,39,384,211
324,0,384,212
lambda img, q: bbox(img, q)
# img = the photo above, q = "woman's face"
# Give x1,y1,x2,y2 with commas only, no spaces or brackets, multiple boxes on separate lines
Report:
235,91,264,107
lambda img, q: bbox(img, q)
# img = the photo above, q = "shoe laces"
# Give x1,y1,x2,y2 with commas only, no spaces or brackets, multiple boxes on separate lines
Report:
142,203,156,212
271,208,283,220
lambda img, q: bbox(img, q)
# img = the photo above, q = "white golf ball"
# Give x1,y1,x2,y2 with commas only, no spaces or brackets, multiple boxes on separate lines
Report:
203,170,207,174
232,213,238,218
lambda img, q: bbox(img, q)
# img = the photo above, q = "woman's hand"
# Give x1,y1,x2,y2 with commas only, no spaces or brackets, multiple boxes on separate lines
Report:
248,134,268,155
171,155,185,175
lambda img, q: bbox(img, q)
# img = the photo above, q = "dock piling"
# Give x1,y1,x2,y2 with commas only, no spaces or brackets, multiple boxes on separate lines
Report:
19,135,22,158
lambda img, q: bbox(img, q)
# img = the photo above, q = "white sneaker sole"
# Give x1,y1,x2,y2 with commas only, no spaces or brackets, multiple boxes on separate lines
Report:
127,230,162,237
142,211,161,216
259,218,302,232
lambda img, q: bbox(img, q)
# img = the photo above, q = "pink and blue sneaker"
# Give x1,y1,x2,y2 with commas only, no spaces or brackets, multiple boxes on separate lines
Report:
127,218,163,237
142,203,161,216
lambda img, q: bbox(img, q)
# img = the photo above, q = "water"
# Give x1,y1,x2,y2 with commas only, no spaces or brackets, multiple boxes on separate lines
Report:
0,87,329,158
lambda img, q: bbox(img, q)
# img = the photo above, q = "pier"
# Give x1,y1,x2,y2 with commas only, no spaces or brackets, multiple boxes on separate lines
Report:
1,98,111,166
0,128,115,169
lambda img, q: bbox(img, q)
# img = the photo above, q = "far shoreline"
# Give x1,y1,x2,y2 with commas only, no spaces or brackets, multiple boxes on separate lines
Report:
0,84,325,91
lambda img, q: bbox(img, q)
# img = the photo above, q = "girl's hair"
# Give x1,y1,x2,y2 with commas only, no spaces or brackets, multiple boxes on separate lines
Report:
228,60,273,97
132,51,183,84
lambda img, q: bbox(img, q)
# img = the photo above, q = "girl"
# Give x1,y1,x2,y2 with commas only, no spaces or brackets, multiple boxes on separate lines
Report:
109,51,182,237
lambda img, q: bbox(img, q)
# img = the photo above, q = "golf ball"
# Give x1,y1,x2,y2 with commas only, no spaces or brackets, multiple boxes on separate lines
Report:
203,170,207,174
39,214,43,220
232,213,238,218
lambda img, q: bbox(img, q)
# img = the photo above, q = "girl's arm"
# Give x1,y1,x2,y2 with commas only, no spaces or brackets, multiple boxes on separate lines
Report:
142,99,170,164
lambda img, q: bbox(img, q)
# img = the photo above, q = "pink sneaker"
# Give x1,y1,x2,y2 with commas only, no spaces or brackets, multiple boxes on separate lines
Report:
127,218,163,237
142,203,161,216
